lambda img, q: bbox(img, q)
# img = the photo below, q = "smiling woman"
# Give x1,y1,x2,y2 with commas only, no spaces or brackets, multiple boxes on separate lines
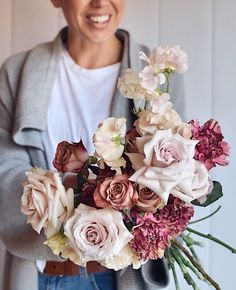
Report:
0,0,186,290
51,0,125,68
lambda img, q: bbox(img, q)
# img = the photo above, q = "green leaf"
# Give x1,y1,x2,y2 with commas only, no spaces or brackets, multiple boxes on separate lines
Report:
191,181,223,207
76,170,88,190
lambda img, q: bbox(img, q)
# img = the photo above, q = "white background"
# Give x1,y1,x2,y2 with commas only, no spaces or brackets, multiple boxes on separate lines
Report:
0,0,235,289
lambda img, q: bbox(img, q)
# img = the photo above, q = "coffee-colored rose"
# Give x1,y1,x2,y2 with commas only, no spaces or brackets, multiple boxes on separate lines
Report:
53,141,88,173
21,168,74,238
136,187,164,213
94,175,138,210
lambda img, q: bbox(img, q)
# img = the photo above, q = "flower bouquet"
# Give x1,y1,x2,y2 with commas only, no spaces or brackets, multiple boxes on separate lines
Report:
21,46,235,289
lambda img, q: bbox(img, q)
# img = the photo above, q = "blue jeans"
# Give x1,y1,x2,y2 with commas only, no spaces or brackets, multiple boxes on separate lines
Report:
38,267,116,290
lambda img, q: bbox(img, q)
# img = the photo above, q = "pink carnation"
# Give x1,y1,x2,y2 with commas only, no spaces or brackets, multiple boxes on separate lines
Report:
190,119,230,170
129,196,194,261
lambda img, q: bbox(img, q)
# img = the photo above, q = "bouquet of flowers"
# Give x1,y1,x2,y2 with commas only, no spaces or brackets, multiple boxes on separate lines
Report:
21,46,235,289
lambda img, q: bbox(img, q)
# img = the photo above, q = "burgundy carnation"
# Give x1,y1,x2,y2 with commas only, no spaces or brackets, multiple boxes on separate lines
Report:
79,180,97,207
129,196,194,261
190,119,230,170
156,195,194,238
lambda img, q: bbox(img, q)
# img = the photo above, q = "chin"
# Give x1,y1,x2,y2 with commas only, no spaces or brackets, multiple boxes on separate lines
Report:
83,29,117,45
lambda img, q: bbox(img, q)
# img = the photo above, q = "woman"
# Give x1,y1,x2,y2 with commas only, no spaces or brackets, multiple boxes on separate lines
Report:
0,0,185,289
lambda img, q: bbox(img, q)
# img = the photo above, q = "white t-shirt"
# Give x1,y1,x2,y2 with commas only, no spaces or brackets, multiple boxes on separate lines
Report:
38,47,120,271
41,46,120,168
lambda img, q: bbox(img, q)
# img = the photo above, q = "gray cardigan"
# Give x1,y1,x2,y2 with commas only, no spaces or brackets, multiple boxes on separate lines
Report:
0,28,185,290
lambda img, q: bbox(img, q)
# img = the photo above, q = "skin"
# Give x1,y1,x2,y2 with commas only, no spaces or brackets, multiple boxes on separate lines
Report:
51,0,125,68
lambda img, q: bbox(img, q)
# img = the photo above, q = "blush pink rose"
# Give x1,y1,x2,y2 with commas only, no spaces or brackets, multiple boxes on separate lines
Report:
21,168,74,238
63,204,133,266
53,141,88,173
94,175,138,210
128,129,198,204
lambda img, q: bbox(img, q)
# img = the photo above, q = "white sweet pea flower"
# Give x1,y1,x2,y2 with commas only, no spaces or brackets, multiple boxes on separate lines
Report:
128,129,198,204
174,122,192,139
135,109,182,136
93,117,126,163
140,46,188,73
149,92,173,114
139,66,166,91
117,69,154,100
101,244,146,270
63,204,133,266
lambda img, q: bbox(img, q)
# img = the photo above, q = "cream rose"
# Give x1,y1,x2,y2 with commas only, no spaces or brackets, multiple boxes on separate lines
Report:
128,130,198,204
64,204,133,266
21,168,74,238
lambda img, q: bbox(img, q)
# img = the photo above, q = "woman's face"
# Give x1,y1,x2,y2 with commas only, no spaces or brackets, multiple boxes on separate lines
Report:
52,0,125,43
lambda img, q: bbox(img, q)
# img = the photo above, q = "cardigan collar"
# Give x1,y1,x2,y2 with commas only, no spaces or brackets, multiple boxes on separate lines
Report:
13,27,146,150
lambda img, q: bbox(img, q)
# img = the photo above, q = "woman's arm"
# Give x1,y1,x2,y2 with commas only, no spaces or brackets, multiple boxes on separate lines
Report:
0,59,60,261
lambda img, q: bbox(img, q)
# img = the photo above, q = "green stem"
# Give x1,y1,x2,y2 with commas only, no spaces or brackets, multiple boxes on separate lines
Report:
172,245,205,282
181,234,204,266
170,247,200,290
166,73,170,93
172,239,221,290
165,250,180,290
187,227,236,254
189,206,221,225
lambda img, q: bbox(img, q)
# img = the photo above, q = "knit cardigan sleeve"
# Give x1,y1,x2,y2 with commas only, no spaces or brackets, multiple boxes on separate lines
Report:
0,56,61,261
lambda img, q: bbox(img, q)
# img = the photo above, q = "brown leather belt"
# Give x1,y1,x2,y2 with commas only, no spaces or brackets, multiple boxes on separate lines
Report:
44,260,109,276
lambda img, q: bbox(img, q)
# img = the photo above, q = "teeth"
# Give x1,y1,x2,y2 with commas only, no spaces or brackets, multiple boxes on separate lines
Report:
89,15,110,24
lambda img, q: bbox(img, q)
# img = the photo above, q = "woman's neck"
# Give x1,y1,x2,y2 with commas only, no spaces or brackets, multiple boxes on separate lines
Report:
65,33,123,69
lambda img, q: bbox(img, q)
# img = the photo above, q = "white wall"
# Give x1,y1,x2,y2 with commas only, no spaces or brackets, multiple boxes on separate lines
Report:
0,1,235,289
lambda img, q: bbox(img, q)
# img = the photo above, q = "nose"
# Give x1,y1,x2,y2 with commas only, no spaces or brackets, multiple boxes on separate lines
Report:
91,0,109,8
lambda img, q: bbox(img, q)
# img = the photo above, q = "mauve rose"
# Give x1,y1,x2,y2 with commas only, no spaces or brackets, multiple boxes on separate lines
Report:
136,187,164,213
63,204,133,266
94,175,138,210
53,141,88,173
